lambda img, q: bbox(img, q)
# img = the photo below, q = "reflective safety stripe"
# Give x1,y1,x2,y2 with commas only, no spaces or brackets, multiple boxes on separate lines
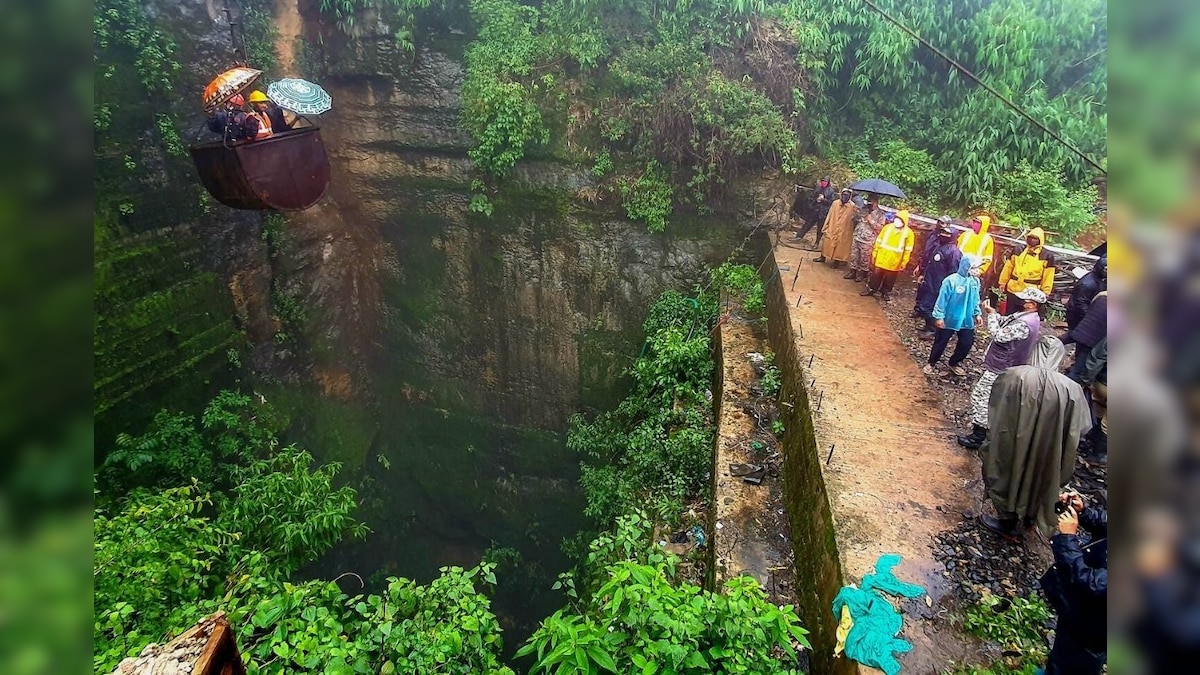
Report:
251,112,273,139
877,228,908,252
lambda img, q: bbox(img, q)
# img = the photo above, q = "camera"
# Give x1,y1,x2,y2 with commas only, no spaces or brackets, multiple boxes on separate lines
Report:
1054,500,1069,515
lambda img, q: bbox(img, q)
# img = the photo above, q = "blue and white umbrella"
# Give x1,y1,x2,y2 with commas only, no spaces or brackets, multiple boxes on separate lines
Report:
266,78,333,116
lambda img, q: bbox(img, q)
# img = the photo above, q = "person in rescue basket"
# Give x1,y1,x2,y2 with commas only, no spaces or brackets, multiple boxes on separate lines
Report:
957,215,996,275
244,90,294,140
206,94,251,143
925,256,983,376
912,219,963,338
860,209,915,301
998,227,1056,314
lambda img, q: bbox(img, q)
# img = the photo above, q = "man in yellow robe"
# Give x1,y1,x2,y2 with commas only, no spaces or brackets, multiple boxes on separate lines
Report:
814,188,857,268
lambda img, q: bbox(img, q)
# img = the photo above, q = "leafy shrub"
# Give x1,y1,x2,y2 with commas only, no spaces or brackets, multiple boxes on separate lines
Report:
711,262,765,314
960,592,1053,673
101,391,283,491
983,161,1100,241
618,161,674,232
218,447,369,576
518,534,810,673
570,289,717,522
591,148,614,177
461,0,551,176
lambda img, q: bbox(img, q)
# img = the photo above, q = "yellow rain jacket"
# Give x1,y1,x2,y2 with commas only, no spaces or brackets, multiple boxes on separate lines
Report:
957,215,996,273
871,210,916,272
998,227,1056,295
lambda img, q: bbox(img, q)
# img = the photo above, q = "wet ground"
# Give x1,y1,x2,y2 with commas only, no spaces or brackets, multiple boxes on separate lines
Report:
774,237,981,672
711,303,798,605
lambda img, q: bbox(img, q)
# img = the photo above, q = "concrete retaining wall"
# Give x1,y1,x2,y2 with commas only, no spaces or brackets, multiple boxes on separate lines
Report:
763,252,855,675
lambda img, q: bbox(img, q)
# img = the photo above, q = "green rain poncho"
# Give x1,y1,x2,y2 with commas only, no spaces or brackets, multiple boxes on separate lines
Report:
831,554,926,675
984,336,1093,533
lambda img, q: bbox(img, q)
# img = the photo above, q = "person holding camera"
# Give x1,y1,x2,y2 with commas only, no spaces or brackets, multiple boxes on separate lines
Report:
1039,490,1107,674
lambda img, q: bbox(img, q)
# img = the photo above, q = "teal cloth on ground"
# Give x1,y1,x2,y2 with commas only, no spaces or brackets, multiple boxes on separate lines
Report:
831,554,926,675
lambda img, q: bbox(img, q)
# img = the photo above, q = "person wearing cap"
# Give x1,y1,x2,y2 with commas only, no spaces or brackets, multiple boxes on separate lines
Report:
792,177,835,247
206,94,252,143
957,215,996,274
244,90,294,140
980,334,1091,538
998,227,1056,315
814,188,856,267
957,285,1046,450
860,209,914,300
912,219,963,337
847,195,886,282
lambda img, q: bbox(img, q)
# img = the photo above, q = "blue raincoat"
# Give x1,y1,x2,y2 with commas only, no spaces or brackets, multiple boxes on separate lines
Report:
932,257,981,330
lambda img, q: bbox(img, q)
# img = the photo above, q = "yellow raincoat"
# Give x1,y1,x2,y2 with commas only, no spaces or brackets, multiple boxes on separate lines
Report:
870,210,915,272
957,215,996,273
998,227,1055,295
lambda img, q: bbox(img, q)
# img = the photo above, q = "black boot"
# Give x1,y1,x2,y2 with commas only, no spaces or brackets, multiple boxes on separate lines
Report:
813,255,827,263
855,271,868,282
918,318,936,339
957,424,987,449
830,261,844,269
860,288,875,296
979,514,1020,538
843,269,858,279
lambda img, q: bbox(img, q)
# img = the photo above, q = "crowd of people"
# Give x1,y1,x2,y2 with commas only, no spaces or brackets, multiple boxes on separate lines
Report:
206,90,294,143
790,182,1109,673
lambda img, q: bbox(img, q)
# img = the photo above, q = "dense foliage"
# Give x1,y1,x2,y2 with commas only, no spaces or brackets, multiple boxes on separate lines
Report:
519,515,810,674
447,0,1104,237
569,287,716,524
94,393,514,674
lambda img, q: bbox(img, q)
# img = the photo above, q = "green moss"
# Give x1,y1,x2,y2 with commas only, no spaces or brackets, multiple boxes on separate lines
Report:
255,383,380,476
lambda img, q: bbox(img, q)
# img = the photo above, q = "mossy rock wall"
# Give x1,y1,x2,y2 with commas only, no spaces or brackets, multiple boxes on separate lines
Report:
763,251,854,675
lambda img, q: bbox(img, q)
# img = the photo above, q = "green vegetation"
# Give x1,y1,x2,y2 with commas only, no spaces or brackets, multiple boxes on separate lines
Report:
444,0,1104,237
94,391,515,674
953,592,1052,674
520,517,810,674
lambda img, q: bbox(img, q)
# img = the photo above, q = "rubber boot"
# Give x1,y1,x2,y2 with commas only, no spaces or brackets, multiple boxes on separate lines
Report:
957,424,987,449
979,514,1021,538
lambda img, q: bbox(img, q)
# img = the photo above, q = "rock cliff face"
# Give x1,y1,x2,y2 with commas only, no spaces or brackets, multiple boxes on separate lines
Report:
97,0,753,443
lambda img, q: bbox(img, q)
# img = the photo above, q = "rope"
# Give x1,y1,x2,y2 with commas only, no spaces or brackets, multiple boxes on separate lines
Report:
857,0,1105,176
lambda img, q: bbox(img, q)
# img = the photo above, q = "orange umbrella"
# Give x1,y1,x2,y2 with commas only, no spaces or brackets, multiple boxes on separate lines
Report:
202,67,262,112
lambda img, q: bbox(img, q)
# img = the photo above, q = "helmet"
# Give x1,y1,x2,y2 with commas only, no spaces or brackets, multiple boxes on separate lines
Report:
248,90,270,103
228,94,245,107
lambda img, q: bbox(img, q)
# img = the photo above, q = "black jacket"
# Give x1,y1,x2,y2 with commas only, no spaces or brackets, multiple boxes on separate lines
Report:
1066,260,1106,329
1040,506,1107,651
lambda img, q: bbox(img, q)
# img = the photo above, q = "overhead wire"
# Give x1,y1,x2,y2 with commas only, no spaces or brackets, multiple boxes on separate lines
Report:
856,0,1106,176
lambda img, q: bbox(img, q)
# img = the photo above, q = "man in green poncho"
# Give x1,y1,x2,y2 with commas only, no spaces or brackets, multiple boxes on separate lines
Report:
979,335,1092,537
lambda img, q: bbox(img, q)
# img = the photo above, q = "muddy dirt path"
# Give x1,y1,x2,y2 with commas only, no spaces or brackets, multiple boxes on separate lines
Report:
773,239,981,672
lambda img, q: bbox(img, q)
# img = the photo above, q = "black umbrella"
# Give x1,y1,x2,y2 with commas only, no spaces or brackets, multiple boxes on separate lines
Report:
848,178,906,199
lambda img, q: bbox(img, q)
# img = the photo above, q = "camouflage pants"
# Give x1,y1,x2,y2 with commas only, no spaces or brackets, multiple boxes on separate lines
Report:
850,238,874,272
969,369,1001,428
